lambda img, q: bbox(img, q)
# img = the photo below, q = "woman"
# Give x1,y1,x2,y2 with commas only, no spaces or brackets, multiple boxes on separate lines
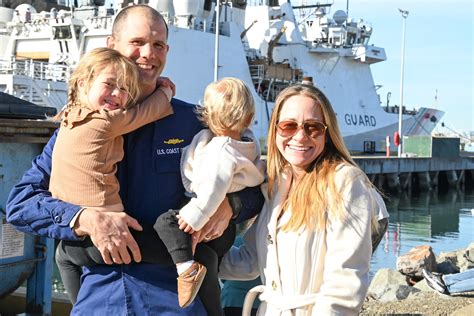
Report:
219,84,384,315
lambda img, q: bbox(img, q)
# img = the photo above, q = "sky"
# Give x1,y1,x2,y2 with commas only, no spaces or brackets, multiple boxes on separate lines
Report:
335,0,473,137
103,0,473,137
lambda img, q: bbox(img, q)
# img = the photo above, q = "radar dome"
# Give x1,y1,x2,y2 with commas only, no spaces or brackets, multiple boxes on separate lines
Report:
333,10,347,25
15,4,37,14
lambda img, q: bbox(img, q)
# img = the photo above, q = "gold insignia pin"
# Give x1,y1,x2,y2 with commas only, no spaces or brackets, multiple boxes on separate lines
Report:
164,138,184,145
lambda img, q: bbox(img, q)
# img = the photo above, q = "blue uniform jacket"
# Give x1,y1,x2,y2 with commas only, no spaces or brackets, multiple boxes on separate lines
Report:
6,99,263,315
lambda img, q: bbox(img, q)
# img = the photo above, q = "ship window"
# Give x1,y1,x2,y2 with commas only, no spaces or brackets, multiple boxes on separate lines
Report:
53,26,72,40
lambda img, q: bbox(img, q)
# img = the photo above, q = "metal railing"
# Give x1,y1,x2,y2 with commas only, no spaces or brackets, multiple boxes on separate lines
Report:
249,64,265,80
0,59,71,82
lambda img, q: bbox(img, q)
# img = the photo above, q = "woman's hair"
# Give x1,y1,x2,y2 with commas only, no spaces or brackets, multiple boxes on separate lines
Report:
66,47,141,110
267,84,372,232
197,77,255,135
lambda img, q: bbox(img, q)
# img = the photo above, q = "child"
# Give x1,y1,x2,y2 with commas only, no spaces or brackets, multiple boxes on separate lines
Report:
153,77,265,311
52,47,173,303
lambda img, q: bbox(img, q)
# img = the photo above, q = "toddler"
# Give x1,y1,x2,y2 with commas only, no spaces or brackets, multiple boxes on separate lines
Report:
154,77,265,311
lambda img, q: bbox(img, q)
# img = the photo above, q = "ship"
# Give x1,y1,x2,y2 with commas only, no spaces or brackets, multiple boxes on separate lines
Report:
0,0,444,152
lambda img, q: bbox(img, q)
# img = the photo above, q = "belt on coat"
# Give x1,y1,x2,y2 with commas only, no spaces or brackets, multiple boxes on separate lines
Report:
242,285,318,315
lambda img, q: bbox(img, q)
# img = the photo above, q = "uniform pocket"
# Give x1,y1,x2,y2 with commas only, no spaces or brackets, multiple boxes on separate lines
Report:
153,154,180,174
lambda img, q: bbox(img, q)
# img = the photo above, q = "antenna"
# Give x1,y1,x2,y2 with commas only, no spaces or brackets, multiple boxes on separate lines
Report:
398,8,409,18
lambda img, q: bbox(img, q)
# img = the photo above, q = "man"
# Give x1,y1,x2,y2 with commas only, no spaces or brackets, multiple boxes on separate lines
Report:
6,5,262,314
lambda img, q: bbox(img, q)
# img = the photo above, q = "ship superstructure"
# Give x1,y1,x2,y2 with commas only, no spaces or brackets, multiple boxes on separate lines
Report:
0,0,444,152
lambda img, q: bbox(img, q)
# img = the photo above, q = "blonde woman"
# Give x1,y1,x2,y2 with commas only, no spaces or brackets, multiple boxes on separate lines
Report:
219,84,387,315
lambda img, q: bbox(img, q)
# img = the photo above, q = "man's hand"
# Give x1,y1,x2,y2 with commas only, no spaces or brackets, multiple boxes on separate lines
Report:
73,208,143,265
191,197,233,252
156,77,176,97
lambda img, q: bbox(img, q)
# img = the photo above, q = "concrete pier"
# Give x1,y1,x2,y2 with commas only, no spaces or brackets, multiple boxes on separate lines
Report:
353,156,474,192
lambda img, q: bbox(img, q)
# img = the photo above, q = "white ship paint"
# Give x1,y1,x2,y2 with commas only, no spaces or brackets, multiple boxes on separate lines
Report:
0,0,444,152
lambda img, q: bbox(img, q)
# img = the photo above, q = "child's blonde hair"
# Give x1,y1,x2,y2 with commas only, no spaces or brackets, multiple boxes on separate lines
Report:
67,47,141,110
198,77,255,135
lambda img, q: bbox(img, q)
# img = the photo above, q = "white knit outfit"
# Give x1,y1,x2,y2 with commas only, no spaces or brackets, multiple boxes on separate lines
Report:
178,128,265,231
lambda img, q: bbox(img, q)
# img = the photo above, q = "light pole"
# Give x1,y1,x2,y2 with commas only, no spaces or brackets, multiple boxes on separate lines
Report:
214,0,221,82
398,8,409,157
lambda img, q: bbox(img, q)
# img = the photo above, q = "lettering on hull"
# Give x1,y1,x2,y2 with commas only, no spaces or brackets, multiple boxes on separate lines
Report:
344,114,377,127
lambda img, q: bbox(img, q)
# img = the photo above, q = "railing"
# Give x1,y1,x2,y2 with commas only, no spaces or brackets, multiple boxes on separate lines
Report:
0,59,71,82
247,0,267,5
249,64,265,80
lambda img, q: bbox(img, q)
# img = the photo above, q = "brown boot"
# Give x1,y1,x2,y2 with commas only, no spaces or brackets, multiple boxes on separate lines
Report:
177,262,207,308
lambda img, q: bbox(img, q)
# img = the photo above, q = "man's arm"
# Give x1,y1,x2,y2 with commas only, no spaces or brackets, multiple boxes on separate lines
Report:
228,185,264,223
194,185,264,244
6,130,143,264
6,130,82,240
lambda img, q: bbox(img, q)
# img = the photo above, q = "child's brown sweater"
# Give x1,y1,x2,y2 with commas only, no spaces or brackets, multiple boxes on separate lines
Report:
50,97,172,208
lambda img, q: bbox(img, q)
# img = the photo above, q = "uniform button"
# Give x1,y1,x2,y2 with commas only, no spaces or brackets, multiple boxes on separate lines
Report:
272,281,277,290
54,215,62,223
267,234,273,244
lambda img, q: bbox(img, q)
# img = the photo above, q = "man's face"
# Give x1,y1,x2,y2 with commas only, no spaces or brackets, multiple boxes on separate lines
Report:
108,12,169,96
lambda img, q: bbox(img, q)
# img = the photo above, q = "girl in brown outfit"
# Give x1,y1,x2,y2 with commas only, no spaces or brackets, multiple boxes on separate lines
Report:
51,47,173,302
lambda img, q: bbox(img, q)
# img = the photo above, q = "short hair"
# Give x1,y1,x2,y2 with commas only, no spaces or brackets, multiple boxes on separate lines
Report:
112,5,168,40
67,47,141,109
198,77,255,135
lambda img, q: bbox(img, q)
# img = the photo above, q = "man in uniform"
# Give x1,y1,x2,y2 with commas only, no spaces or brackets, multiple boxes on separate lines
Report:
6,5,262,314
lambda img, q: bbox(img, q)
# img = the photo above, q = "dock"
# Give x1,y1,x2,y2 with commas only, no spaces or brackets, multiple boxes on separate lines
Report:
353,155,474,192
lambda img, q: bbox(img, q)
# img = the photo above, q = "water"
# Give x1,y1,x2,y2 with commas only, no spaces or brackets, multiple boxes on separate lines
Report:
370,189,474,278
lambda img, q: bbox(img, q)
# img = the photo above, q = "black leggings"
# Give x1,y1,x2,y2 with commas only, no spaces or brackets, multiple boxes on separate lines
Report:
154,209,236,265
56,223,234,316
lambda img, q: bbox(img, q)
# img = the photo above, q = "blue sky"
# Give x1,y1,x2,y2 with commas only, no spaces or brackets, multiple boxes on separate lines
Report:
341,0,473,135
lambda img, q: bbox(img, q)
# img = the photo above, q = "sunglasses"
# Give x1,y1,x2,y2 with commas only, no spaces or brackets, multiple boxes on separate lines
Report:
276,120,327,138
